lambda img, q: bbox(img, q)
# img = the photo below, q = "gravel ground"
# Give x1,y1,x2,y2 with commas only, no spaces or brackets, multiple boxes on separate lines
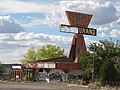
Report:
0,81,89,90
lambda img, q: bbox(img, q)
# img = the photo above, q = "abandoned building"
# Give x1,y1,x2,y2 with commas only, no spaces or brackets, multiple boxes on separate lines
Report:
25,11,96,82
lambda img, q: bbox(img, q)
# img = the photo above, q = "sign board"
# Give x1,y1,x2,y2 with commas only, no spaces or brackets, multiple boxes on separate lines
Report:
60,24,97,36
12,66,21,69
37,62,55,68
66,11,92,28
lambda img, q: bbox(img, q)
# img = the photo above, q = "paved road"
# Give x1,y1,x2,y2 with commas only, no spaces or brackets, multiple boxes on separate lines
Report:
0,81,89,90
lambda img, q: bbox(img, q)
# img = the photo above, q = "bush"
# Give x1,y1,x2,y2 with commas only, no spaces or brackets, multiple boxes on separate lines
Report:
0,64,5,79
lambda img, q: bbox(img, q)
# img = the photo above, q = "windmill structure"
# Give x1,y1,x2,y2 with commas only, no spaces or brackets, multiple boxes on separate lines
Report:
60,11,97,63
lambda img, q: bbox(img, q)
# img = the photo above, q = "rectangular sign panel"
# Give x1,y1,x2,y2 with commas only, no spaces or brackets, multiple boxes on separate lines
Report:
66,11,93,28
37,62,55,68
60,24,97,36
12,66,21,69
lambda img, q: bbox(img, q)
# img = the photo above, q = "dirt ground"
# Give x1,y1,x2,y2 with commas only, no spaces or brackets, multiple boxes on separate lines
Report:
0,81,90,90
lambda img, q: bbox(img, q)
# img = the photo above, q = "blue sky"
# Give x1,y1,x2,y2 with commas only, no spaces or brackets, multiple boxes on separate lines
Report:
0,0,120,64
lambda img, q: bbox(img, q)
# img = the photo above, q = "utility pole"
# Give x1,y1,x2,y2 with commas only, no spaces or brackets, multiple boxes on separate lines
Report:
92,43,96,83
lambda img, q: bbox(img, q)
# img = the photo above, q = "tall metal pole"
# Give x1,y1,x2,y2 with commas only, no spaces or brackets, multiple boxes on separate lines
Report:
92,43,96,83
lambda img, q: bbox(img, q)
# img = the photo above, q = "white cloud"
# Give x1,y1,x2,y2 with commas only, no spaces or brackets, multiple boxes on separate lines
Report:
0,16,24,33
115,3,120,13
98,32,107,37
0,32,73,48
97,26,109,32
85,37,97,44
12,0,119,27
0,32,97,63
22,10,67,28
43,10,68,26
0,48,27,64
0,33,14,40
0,32,73,63
59,1,118,25
111,18,120,27
18,0,119,28
0,1,55,14
22,19,41,28
64,0,119,3
110,29,120,37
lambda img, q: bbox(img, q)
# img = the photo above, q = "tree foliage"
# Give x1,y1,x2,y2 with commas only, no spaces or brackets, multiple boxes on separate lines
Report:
20,47,37,64
0,64,5,78
80,52,93,81
20,44,64,64
79,39,120,81
37,44,64,60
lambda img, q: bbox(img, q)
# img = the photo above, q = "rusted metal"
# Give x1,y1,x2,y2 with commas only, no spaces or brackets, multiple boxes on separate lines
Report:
65,11,92,28
68,34,86,63
61,11,96,63
56,62,81,70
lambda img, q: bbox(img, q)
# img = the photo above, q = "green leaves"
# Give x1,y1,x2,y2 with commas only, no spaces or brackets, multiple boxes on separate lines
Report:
37,44,64,60
20,44,64,64
26,47,37,60
79,52,93,80
0,64,5,78
79,39,120,81
20,47,37,64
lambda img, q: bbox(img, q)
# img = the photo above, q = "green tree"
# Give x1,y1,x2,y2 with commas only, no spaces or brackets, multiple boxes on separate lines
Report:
79,39,120,81
37,44,64,60
20,44,64,64
0,64,5,79
79,52,93,81
94,39,120,81
20,47,37,64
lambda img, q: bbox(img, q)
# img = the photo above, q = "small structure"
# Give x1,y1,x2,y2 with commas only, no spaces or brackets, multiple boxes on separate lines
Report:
26,11,97,82
12,65,22,81
2,64,22,81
